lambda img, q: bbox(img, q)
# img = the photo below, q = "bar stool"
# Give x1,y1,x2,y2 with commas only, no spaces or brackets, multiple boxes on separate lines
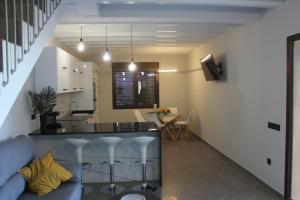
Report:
65,138,92,194
66,138,90,164
99,137,124,195
132,136,156,191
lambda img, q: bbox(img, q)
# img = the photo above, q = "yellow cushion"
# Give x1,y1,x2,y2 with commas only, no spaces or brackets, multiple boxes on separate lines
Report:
18,151,73,196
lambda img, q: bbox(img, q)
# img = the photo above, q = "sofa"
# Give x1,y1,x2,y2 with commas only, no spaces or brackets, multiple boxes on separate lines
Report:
0,135,82,200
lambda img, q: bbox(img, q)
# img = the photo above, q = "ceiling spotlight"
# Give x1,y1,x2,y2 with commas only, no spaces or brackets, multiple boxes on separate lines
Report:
77,24,85,52
158,69,178,73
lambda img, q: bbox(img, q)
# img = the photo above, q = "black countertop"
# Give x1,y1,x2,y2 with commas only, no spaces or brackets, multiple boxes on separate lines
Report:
29,122,159,136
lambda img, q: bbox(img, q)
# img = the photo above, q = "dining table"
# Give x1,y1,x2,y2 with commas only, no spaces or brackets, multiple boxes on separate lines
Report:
147,112,182,141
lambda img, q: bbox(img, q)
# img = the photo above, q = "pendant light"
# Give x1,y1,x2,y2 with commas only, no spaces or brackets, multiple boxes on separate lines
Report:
77,24,85,52
128,24,136,71
102,25,111,62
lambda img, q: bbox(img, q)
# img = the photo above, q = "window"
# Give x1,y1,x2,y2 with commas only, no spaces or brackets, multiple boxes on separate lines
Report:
112,62,159,109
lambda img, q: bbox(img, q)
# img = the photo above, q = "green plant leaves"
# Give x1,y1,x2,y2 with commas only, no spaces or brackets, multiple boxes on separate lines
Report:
29,86,57,115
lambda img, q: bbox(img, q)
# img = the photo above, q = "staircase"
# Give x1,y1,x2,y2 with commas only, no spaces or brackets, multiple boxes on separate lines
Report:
0,0,64,128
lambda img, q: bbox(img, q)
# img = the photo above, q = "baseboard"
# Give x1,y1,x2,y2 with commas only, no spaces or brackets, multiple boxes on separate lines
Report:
189,129,284,199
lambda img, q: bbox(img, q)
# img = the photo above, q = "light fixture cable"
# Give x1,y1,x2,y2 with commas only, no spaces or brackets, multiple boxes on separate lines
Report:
102,24,111,61
80,24,83,42
105,24,108,50
128,24,136,71
131,24,133,61
77,24,85,52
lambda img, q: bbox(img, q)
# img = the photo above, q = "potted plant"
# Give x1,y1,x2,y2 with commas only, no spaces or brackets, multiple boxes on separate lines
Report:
29,86,57,130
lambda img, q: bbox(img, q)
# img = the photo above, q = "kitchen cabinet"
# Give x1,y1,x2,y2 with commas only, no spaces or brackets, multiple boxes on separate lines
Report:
34,47,85,94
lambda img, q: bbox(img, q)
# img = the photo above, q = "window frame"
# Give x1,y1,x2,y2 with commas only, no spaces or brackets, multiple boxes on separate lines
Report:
112,62,160,109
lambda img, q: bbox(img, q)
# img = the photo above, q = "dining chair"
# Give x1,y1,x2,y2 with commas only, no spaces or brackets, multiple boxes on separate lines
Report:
168,107,178,114
175,109,196,140
146,114,176,140
134,110,146,122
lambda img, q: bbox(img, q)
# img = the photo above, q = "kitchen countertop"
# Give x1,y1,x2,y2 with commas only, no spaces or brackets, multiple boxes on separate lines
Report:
29,122,159,135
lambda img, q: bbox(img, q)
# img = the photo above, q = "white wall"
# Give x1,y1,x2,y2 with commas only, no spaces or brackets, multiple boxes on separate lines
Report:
98,53,188,123
186,0,300,194
0,72,37,141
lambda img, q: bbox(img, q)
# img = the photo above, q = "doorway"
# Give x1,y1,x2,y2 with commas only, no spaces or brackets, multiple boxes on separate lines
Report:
285,33,300,200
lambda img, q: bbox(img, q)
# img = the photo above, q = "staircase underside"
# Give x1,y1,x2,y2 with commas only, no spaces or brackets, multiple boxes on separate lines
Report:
0,0,64,131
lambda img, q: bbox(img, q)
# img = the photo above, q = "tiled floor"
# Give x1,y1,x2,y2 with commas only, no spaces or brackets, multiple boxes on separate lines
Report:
83,135,282,200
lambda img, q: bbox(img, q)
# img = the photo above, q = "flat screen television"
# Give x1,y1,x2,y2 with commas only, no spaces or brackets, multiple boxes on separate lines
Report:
200,54,222,81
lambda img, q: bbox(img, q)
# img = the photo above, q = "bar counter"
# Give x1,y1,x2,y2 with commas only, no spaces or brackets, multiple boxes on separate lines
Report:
29,122,158,136
29,122,162,186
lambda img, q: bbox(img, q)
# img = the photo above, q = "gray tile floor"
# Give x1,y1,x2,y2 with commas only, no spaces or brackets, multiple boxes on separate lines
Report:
82,135,283,200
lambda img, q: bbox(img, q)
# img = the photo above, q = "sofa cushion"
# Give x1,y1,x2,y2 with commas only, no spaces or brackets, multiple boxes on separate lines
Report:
19,151,73,196
18,183,82,200
0,135,34,187
59,162,82,183
0,173,26,200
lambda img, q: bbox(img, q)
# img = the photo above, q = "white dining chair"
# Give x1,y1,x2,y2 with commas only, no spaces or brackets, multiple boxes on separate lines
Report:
168,107,178,114
134,109,146,122
146,114,176,140
175,109,196,140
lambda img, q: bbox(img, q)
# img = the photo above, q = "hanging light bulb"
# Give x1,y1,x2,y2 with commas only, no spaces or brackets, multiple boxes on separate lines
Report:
102,25,111,61
128,58,136,71
77,39,85,52
77,24,85,52
128,25,136,71
103,48,111,61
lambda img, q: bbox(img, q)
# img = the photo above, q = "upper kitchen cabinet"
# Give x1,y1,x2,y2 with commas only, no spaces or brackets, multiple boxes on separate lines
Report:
34,47,85,94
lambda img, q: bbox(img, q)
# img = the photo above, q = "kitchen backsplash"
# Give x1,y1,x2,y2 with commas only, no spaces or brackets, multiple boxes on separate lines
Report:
55,93,72,117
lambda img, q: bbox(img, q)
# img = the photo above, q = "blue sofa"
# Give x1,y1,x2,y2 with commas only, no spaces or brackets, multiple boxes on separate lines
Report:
0,135,82,200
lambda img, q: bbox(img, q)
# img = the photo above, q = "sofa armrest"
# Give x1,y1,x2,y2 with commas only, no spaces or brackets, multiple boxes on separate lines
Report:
58,162,82,183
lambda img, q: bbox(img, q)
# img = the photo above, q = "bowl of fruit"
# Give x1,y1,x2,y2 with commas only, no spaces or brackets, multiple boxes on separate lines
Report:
156,108,171,115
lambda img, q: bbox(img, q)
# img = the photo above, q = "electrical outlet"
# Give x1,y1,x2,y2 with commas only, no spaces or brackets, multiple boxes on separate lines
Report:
267,158,272,166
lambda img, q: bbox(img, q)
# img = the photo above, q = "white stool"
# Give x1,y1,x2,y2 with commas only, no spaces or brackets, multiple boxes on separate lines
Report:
99,137,124,195
132,136,156,191
66,138,90,164
65,138,92,195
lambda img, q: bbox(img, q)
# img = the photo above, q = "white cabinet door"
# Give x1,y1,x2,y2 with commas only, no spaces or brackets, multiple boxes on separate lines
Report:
57,70,64,93
64,70,72,92
57,67,72,93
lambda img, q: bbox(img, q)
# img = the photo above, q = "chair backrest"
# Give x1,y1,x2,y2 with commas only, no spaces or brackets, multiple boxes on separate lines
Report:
134,110,146,122
168,107,178,114
146,114,163,128
186,109,196,122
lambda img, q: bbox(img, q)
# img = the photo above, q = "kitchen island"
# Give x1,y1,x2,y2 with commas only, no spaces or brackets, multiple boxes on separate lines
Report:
29,121,161,186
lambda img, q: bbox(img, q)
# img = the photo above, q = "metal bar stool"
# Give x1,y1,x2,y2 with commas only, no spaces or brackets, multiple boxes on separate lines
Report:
99,137,124,195
132,136,157,192
65,138,92,194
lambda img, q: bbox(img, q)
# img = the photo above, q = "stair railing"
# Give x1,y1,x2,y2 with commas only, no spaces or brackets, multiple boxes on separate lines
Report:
1,0,62,87
3,0,10,86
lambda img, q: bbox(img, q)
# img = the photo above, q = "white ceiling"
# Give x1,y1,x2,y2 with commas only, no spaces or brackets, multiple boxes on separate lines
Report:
53,0,285,62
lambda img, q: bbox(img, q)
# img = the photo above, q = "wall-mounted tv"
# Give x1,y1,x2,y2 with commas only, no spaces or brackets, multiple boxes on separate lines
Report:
200,54,223,81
